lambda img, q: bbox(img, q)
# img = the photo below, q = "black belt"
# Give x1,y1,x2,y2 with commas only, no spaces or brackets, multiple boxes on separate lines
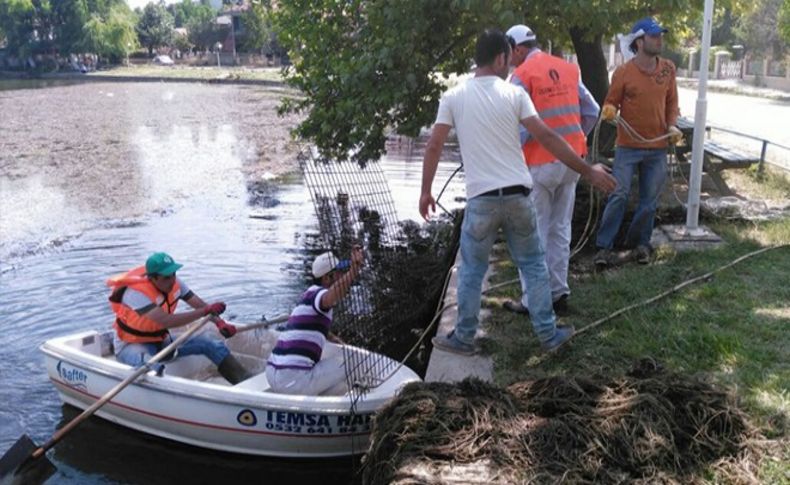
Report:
478,185,530,197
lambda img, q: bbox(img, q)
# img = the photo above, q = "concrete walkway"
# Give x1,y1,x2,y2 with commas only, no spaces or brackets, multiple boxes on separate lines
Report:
424,253,494,383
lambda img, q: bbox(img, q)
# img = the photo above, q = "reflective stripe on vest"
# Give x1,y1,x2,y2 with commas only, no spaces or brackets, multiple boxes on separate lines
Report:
107,266,181,344
513,52,587,166
538,104,580,119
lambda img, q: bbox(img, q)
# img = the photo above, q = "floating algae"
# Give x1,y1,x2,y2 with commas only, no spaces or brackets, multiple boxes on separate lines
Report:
364,360,761,484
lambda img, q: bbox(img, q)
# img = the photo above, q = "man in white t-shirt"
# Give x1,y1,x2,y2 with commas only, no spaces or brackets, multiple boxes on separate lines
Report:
420,29,616,355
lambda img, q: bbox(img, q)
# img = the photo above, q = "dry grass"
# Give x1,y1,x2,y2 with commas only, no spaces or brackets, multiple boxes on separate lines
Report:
88,65,284,82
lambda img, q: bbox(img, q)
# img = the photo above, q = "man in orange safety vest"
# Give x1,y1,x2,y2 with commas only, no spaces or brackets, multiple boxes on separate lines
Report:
503,24,601,317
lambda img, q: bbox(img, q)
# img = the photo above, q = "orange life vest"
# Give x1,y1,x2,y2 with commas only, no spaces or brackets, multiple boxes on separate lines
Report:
107,266,181,344
512,51,587,166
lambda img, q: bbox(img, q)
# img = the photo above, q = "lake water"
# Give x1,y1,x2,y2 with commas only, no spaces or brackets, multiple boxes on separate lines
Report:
0,80,464,484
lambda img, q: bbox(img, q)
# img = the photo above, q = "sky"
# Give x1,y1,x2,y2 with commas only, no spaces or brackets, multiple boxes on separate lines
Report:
125,0,179,10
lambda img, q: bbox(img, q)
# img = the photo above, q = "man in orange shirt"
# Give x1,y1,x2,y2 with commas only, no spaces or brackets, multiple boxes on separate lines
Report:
595,17,681,266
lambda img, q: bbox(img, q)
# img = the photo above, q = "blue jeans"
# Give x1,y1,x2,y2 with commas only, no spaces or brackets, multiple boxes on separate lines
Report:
115,334,230,371
596,147,667,249
456,193,557,344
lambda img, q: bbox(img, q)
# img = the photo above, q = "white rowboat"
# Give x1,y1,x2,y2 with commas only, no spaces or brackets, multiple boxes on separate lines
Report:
41,325,420,457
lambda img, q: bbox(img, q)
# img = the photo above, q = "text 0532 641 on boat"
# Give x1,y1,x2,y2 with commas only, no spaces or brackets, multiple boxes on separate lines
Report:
40,323,420,458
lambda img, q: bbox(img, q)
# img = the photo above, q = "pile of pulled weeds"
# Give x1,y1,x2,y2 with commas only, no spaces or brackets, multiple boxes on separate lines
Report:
363,360,763,484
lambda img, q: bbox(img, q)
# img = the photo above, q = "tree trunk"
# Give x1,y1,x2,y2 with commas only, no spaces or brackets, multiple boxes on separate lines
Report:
569,27,609,106
570,26,616,156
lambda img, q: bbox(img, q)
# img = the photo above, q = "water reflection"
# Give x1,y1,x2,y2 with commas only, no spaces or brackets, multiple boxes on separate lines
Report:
0,175,84,261
51,405,361,485
134,124,244,209
0,80,466,484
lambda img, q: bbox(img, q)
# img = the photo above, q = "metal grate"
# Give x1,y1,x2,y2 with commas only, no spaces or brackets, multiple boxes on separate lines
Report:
298,147,459,404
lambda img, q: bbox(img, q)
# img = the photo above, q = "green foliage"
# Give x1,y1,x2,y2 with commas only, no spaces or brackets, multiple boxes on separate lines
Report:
168,0,215,52
240,1,272,53
780,0,790,44
136,2,174,55
735,0,787,56
0,0,40,57
82,3,138,62
0,0,133,60
184,4,220,51
275,0,710,165
274,0,519,165
50,0,89,55
171,0,213,28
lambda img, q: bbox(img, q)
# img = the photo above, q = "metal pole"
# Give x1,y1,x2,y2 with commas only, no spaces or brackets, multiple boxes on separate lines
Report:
685,0,714,231
758,140,767,176
231,18,237,65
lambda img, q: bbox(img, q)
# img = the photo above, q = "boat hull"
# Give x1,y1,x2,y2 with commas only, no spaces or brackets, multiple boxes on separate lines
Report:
42,329,419,457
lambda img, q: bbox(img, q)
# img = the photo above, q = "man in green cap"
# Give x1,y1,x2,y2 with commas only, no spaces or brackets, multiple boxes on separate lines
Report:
107,252,252,384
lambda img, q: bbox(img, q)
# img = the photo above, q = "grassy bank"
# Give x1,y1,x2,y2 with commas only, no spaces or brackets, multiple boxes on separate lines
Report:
484,216,789,481
86,65,284,83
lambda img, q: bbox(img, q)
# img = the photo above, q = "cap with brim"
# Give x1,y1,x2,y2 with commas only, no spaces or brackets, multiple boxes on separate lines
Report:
631,17,668,36
145,252,183,276
506,24,536,45
312,251,352,278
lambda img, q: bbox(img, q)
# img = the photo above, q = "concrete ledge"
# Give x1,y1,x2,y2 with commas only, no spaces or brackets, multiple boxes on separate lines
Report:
424,251,493,383
391,459,507,484
653,224,725,251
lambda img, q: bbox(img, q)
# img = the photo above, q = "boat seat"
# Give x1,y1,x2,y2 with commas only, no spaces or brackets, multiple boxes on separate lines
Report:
233,372,271,391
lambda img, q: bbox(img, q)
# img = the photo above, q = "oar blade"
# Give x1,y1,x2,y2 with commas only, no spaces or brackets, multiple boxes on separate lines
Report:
0,435,56,485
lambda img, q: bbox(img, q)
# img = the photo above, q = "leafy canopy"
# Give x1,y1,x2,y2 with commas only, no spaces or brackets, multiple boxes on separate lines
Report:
0,0,135,59
83,3,138,61
275,0,721,165
240,0,273,53
274,0,520,165
136,1,174,54
783,0,790,44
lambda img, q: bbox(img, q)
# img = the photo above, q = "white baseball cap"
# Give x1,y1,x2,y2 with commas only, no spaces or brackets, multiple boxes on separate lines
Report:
506,24,536,45
312,252,351,278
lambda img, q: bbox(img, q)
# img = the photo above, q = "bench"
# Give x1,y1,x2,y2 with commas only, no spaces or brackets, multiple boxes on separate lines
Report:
672,128,761,195
674,117,710,163
701,140,762,195
233,372,270,391
703,140,761,169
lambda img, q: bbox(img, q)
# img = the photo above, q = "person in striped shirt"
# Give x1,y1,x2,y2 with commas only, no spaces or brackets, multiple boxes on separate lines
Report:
266,246,364,395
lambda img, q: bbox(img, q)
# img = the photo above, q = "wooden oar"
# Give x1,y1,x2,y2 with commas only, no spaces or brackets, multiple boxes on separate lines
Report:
0,314,214,485
233,313,290,333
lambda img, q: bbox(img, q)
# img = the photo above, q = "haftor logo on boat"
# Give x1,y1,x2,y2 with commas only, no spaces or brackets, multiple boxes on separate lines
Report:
57,361,88,390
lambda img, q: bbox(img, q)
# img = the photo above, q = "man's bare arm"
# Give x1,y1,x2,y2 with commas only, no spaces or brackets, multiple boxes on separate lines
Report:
419,123,452,221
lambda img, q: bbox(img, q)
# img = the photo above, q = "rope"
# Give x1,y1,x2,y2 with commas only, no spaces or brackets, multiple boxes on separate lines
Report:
570,184,598,258
614,115,673,144
574,244,788,337
667,145,689,209
368,244,787,387
363,118,690,387
435,163,463,219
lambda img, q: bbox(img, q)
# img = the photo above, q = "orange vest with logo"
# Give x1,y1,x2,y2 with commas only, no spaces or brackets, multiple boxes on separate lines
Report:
107,266,181,343
513,51,587,166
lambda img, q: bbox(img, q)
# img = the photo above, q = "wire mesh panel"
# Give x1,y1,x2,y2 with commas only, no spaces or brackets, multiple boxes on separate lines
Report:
298,147,459,404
